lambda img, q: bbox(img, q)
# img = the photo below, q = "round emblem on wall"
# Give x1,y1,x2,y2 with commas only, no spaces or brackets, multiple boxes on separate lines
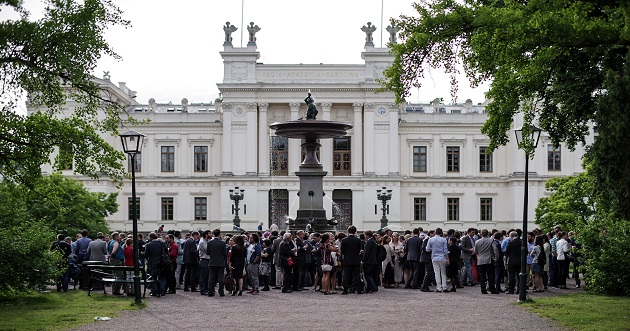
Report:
234,107,244,116
376,107,387,116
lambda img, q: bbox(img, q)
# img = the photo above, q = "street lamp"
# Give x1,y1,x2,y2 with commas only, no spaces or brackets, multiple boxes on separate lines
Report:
119,129,145,305
229,187,245,227
514,124,542,303
377,187,393,229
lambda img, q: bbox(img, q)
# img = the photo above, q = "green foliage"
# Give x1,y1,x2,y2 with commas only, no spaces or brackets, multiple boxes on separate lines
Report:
0,0,134,188
382,0,630,219
0,175,116,293
0,220,61,294
536,169,630,296
579,218,630,296
535,170,596,232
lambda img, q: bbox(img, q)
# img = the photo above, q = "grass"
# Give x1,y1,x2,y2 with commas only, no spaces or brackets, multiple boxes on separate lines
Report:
522,292,630,331
0,290,143,331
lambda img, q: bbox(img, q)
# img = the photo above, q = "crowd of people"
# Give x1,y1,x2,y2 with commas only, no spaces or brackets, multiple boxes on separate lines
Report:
50,225,582,297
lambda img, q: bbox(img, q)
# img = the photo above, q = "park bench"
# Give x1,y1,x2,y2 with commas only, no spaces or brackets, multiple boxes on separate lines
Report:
85,264,154,298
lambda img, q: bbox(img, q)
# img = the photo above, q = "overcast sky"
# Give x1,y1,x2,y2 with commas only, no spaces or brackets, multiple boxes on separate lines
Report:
4,0,489,105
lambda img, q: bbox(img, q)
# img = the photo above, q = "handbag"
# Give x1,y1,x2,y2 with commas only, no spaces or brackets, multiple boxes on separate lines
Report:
321,264,333,272
224,273,234,292
286,256,295,266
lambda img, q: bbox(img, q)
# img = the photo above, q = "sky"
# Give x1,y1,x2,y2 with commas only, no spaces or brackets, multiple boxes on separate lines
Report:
3,0,489,106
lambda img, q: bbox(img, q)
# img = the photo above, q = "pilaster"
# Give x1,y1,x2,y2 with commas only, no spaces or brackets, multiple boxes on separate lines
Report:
258,103,269,175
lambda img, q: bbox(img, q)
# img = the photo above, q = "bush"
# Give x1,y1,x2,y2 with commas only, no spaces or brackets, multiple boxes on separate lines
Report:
580,218,630,296
0,221,61,294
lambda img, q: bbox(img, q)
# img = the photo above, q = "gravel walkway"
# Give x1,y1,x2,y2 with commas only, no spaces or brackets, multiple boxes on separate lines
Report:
74,279,581,330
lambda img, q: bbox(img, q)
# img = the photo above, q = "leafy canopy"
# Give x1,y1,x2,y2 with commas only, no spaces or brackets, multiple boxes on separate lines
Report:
0,0,134,187
382,0,630,219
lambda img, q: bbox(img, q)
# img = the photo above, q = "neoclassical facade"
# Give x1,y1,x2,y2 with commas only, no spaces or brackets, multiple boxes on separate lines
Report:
35,27,591,233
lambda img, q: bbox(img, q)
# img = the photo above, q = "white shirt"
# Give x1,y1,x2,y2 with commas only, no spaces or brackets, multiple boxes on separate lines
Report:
556,238,570,260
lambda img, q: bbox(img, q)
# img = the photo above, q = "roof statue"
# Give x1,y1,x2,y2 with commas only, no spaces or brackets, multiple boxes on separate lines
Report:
361,22,376,46
223,22,237,46
247,22,261,46
386,24,398,45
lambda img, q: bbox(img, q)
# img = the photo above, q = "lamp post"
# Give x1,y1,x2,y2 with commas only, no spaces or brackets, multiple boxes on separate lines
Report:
377,187,393,229
229,187,245,227
514,124,541,303
119,130,145,305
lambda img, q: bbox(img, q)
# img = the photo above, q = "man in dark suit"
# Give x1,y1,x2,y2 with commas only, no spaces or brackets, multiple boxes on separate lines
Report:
404,228,422,288
51,234,72,292
207,228,227,297
504,231,522,294
144,232,168,296
340,225,363,294
183,231,199,292
362,230,379,293
420,230,435,292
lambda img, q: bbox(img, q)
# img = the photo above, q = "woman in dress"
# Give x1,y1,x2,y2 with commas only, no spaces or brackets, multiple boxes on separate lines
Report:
447,236,462,292
381,235,395,288
260,239,273,291
229,235,247,296
390,232,404,286
320,233,337,295
530,235,545,292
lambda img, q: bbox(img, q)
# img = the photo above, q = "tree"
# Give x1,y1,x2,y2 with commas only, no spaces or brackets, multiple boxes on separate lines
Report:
0,175,116,294
381,0,630,219
536,169,630,296
26,174,117,236
0,0,133,188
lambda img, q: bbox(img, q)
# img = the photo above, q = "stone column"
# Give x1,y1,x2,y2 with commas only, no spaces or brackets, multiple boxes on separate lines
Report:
352,103,364,176
388,103,400,176
363,103,375,176
246,103,258,176
289,102,302,174
258,103,269,176
221,103,233,176
320,102,333,172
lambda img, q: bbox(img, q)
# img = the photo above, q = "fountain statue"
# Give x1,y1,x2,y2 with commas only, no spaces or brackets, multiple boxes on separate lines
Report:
270,92,352,232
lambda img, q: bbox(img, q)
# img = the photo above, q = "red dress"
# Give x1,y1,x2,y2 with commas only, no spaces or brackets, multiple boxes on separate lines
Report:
123,245,134,267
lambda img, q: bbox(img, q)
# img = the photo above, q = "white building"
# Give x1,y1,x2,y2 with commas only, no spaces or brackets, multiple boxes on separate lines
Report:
34,30,591,233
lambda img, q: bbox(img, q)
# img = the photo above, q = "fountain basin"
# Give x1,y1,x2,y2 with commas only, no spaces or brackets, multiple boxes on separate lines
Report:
270,120,352,140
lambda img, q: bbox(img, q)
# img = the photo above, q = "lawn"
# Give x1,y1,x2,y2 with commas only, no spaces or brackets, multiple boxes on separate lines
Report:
0,290,143,331
523,292,630,331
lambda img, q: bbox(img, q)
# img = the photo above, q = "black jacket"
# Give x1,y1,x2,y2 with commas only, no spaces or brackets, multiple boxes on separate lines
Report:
207,237,227,267
505,237,522,266
340,235,362,266
362,237,378,265
183,237,198,264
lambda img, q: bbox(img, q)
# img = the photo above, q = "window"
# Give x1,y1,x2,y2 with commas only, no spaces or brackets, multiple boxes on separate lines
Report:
270,136,288,176
547,145,561,171
447,198,459,221
479,147,493,172
333,137,351,176
414,198,427,222
413,146,427,172
127,197,140,221
194,146,208,172
161,146,175,172
194,197,207,221
446,146,460,172
161,197,174,221
480,198,492,222
128,153,141,172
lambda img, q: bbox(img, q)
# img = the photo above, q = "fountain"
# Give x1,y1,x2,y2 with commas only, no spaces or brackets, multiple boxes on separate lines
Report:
270,93,352,232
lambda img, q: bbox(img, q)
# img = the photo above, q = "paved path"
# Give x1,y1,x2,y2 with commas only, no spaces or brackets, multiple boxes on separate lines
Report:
74,281,580,330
